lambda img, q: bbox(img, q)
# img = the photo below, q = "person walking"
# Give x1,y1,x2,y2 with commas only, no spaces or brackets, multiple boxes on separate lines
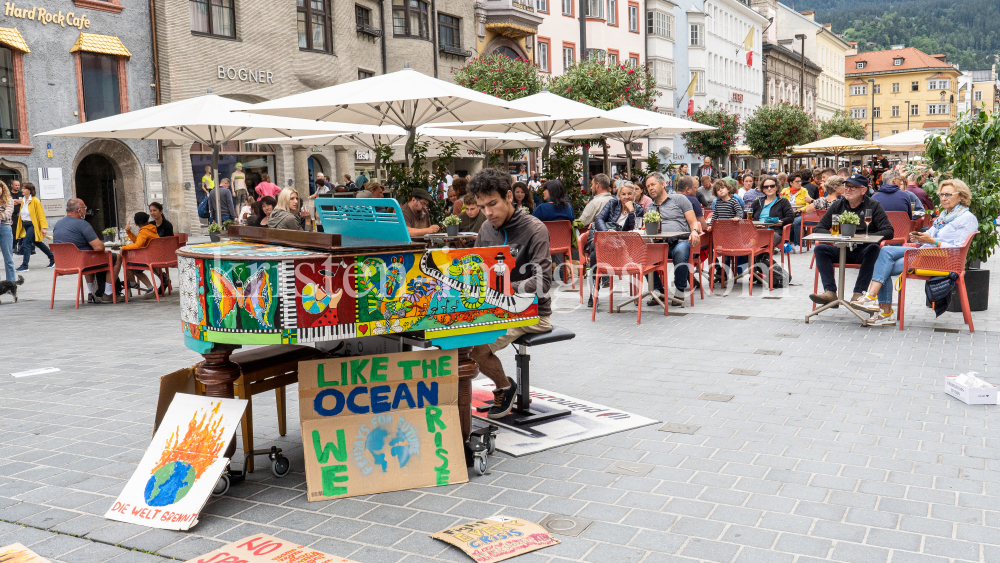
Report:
15,182,54,271
0,181,15,281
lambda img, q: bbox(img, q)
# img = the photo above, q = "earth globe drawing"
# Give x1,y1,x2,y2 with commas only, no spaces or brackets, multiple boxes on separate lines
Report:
365,425,414,472
144,461,196,506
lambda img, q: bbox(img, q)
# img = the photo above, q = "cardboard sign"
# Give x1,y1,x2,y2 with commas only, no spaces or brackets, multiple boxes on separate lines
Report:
298,350,467,502
183,535,360,563
430,516,560,562
0,543,51,562
107,394,247,530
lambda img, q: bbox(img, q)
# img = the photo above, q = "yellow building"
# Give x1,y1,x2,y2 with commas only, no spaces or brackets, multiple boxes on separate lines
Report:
474,1,541,61
844,46,961,140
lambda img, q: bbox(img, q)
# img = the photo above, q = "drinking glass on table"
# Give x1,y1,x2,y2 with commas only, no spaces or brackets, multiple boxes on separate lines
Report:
831,215,840,236
863,209,872,237
745,208,753,220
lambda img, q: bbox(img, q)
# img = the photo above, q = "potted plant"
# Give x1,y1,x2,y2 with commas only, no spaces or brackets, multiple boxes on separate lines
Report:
643,211,661,235
443,214,461,237
837,211,859,237
222,219,235,235
207,222,222,242
101,228,116,242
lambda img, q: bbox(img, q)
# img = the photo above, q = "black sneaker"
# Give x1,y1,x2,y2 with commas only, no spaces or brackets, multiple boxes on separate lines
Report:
47,259,55,268
487,378,518,420
587,295,594,308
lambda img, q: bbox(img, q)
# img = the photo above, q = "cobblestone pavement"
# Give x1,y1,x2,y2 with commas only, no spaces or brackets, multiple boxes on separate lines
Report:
1,243,998,562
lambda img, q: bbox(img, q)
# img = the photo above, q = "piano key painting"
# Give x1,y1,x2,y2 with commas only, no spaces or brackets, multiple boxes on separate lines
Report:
178,241,538,348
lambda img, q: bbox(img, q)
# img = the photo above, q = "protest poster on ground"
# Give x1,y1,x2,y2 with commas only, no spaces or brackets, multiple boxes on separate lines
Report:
298,350,467,502
0,542,51,562
107,394,247,530
430,516,560,562
183,534,360,563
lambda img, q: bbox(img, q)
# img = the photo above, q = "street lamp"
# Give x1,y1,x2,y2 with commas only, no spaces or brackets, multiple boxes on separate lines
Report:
905,101,910,130
868,78,876,141
795,34,806,109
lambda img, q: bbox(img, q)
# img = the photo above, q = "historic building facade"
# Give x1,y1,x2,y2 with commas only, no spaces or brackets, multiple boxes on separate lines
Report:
0,0,157,234
762,40,821,112
773,4,850,120
153,0,476,233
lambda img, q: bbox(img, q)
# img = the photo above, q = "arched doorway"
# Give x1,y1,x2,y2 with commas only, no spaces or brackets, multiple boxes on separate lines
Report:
75,154,118,233
308,156,324,194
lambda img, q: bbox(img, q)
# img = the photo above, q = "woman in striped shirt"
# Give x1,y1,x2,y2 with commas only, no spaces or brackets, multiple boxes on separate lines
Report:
711,179,743,222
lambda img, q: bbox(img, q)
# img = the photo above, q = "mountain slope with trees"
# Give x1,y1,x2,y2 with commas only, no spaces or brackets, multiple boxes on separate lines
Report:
793,0,1000,71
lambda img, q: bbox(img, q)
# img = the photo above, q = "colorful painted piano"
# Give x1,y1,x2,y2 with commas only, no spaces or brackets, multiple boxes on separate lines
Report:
178,199,539,452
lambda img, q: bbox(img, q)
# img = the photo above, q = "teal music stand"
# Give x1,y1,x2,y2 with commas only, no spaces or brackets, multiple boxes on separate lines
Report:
315,198,413,246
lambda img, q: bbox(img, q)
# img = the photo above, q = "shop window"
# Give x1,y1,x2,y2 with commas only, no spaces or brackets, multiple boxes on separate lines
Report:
190,0,235,38
537,39,550,72
393,0,429,39
0,47,19,144
80,52,121,121
298,0,333,52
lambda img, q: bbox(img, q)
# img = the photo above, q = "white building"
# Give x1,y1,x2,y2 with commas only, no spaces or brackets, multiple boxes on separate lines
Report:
648,0,765,172
536,0,647,175
958,66,999,115
772,4,851,120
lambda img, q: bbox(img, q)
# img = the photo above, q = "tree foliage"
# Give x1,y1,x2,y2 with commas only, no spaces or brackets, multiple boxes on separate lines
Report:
453,54,543,101
744,103,819,161
796,0,1000,71
543,143,587,214
925,110,1000,265
680,100,741,161
548,58,657,110
376,139,460,225
819,109,867,140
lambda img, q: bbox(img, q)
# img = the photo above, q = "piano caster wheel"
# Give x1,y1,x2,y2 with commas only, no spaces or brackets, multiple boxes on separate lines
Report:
483,432,496,455
473,452,488,476
271,454,290,478
212,473,230,497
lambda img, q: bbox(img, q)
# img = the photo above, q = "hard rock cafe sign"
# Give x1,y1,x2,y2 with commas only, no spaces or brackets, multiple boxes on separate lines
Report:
4,2,92,29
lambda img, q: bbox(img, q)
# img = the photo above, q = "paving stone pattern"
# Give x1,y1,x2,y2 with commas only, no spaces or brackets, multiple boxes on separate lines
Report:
1,242,998,562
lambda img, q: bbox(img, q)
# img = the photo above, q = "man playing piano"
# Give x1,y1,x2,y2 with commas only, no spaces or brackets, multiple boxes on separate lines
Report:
468,167,553,419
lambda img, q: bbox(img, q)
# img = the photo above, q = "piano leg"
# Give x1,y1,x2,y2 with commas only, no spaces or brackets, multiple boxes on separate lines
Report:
196,345,241,460
456,346,476,443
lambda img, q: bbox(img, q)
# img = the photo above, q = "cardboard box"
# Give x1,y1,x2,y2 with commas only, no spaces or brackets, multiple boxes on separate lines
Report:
945,376,998,405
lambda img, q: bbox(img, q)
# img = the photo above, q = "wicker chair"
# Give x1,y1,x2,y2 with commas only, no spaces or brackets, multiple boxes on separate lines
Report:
898,232,978,332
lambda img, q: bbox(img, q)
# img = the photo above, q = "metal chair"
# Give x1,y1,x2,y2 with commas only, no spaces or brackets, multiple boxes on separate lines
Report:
49,243,116,308
592,231,663,323
544,220,575,288
898,232,978,332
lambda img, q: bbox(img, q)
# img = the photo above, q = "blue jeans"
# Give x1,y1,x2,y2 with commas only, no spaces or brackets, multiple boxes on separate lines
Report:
0,223,14,281
653,240,691,293
20,223,53,266
871,245,908,304
791,216,802,245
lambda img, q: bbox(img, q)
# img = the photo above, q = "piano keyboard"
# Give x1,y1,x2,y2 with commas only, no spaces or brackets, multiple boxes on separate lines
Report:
278,262,297,330
419,253,535,314
297,323,357,343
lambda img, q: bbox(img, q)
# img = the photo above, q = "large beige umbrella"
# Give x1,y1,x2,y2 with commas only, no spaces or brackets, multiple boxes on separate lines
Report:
875,129,937,153
793,135,880,157
241,65,544,166
39,91,357,226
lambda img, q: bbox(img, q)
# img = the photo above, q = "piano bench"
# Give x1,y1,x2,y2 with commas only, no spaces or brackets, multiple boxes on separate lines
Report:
198,344,324,473
500,326,576,426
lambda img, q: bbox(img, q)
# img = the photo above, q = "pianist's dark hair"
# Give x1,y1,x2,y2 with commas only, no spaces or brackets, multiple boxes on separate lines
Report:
468,167,513,200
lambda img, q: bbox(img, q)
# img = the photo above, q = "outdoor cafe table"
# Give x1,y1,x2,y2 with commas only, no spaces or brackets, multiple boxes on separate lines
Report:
803,232,883,324
422,232,478,249
614,231,688,312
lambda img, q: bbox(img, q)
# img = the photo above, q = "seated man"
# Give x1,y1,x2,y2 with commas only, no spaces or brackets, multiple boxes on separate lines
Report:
810,174,894,306
52,198,119,303
401,188,440,238
111,212,160,296
871,169,913,218
457,193,486,234
676,176,708,232
468,168,552,419
646,173,702,307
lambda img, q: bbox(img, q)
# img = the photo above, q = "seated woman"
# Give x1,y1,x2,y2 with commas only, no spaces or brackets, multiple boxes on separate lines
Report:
246,196,276,227
749,176,794,247
119,212,160,295
512,181,535,213
851,179,978,326
710,179,743,222
531,180,574,221
586,182,640,306
267,188,311,230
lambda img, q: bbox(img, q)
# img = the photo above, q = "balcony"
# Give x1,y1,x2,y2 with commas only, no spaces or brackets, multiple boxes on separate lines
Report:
356,23,383,39
440,44,473,58
483,0,543,39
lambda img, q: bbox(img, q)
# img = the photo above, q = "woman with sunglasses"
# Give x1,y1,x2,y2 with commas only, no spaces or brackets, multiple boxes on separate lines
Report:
749,177,794,248
851,179,978,325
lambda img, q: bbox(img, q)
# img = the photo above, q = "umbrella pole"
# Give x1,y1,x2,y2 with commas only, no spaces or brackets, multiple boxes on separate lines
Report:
212,144,221,227
625,142,633,179
404,127,416,169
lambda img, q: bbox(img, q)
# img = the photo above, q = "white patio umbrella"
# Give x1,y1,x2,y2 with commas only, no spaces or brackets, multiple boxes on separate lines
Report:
793,135,880,158
554,104,715,177
433,90,641,163
38,91,355,225
241,65,544,166
875,129,937,153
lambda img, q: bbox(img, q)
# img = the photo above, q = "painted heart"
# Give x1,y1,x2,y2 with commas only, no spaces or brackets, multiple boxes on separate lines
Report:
358,325,368,335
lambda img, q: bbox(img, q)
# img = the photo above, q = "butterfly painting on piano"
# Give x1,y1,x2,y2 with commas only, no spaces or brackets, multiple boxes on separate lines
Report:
207,263,276,330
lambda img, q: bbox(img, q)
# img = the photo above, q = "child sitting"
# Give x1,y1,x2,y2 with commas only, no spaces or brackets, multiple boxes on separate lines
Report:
120,212,160,295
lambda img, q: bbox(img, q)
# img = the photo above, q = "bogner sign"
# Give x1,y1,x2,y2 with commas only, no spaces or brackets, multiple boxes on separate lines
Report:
218,66,275,85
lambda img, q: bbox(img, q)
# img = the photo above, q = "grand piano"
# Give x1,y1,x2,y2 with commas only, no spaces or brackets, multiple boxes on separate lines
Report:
177,199,540,453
